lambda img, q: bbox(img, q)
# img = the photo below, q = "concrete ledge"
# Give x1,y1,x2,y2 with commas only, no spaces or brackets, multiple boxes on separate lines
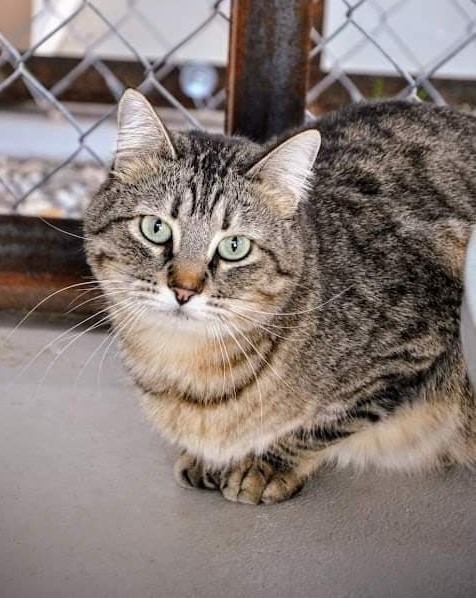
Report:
1,316,475,597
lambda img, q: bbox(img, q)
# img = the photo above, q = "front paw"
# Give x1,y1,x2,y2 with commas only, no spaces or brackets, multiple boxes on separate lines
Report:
174,453,220,491
221,457,305,505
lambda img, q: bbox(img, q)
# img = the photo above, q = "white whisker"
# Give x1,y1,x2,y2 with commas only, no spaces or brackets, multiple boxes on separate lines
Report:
234,285,353,318
72,298,145,391
95,304,147,399
2,280,106,346
225,318,295,396
221,319,264,444
224,307,298,341
64,285,136,315
32,299,138,396
19,296,134,378
37,216,91,241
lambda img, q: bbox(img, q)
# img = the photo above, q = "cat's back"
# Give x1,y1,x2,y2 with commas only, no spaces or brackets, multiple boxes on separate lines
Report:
305,101,476,343
313,101,476,204
316,100,476,158
309,101,476,231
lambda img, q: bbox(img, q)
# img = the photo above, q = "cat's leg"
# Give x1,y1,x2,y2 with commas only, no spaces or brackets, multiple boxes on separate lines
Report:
175,402,405,504
220,419,376,504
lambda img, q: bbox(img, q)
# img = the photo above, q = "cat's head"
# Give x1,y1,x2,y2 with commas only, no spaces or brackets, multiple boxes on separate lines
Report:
84,89,321,337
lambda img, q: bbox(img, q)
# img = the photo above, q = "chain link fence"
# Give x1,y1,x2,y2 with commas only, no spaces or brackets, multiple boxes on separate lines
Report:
0,0,475,219
307,0,476,115
0,0,229,217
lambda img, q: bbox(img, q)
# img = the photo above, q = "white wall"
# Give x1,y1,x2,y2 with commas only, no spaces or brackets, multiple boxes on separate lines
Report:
322,0,476,79
31,0,229,65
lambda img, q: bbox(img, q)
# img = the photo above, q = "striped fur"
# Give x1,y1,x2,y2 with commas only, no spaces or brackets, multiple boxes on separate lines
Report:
84,90,476,504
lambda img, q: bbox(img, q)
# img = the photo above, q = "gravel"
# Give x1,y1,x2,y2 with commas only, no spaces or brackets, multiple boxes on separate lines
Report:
0,156,106,219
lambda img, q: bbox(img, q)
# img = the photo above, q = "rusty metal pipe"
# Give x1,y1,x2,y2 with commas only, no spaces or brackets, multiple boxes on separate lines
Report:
0,215,101,315
227,0,312,142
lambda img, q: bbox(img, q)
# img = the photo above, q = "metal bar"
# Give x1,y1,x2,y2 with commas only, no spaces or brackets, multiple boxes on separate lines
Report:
0,215,101,315
0,55,227,108
226,0,312,141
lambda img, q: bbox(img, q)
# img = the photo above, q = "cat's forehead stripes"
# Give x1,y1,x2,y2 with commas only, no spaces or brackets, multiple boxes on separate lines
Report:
183,131,245,176
183,153,234,218
169,175,227,225
168,172,239,233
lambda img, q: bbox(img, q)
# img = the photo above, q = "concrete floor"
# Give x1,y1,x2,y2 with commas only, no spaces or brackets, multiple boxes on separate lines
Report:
1,314,475,598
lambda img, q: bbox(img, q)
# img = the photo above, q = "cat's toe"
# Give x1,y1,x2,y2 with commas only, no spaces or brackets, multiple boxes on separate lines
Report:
222,463,268,504
221,458,279,504
174,453,219,490
261,471,305,504
221,458,306,505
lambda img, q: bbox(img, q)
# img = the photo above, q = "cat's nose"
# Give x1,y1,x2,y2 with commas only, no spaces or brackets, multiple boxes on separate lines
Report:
172,287,197,305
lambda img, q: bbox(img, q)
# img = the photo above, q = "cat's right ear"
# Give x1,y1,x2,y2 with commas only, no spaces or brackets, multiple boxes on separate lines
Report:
245,129,321,213
114,89,176,169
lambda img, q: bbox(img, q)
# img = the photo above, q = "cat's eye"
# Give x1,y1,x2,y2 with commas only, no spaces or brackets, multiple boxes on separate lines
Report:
217,236,252,261
140,216,172,245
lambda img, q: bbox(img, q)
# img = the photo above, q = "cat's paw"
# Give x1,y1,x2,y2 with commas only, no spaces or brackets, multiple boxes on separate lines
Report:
174,453,220,491
221,457,305,505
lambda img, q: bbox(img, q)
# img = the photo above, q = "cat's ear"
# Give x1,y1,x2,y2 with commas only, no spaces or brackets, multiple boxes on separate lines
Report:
114,89,176,169
246,130,321,210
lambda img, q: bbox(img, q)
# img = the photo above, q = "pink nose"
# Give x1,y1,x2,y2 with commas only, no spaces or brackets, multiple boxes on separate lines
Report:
172,287,197,305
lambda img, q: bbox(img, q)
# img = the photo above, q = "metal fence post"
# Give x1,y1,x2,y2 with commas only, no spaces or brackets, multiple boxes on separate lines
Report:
226,0,312,142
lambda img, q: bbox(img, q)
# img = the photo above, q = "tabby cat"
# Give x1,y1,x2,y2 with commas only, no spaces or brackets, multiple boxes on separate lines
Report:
84,89,476,504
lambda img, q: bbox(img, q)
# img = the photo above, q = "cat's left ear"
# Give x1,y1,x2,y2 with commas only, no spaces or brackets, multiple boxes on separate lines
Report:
246,129,321,211
114,89,177,169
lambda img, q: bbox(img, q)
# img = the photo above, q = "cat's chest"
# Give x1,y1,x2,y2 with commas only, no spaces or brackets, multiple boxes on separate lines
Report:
115,318,309,463
119,322,222,394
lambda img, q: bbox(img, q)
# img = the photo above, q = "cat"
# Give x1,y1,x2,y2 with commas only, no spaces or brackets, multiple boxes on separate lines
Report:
84,89,476,504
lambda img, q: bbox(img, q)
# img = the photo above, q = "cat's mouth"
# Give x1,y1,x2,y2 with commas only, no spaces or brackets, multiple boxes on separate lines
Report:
112,287,221,329
156,300,212,326
172,306,194,321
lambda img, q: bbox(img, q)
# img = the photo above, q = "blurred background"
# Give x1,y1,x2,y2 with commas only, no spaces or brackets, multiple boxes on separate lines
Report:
0,0,475,312
0,0,475,219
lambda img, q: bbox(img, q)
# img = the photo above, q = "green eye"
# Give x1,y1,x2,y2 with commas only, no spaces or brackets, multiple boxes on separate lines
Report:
140,216,172,245
217,236,252,261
